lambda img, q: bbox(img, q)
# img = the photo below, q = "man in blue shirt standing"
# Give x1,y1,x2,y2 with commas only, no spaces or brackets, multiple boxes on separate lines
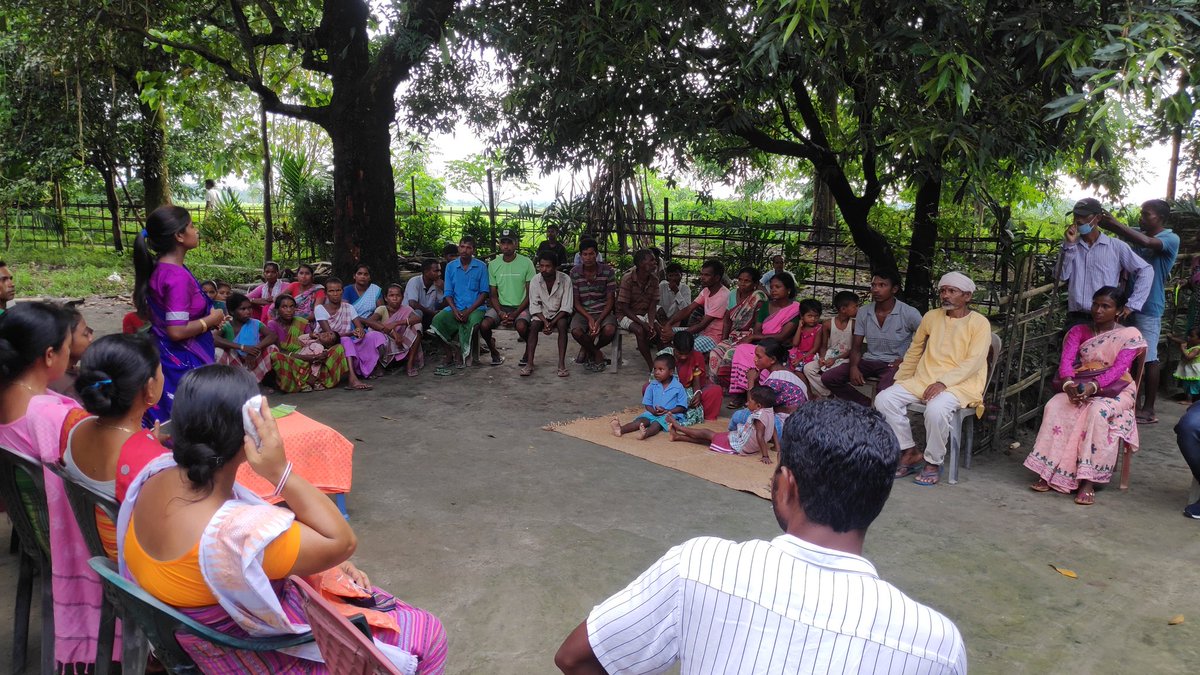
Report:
430,235,491,372
1057,198,1152,330
1099,199,1179,424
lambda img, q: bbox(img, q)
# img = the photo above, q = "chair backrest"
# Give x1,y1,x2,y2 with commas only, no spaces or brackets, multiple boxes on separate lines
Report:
0,445,51,559
87,557,316,673
985,332,1003,390
44,462,119,559
1131,347,1148,392
289,575,402,675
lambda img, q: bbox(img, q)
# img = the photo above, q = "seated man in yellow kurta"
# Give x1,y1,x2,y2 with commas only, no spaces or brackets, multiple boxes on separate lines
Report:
875,272,991,486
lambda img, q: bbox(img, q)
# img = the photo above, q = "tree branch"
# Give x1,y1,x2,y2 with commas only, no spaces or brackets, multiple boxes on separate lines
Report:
123,24,325,123
372,0,456,89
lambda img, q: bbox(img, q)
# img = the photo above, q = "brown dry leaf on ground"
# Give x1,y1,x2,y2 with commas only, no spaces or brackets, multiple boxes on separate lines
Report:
1049,564,1078,579
1168,615,1185,625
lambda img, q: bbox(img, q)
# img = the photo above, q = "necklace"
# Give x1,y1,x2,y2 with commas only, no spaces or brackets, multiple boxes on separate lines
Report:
13,380,40,395
95,420,137,434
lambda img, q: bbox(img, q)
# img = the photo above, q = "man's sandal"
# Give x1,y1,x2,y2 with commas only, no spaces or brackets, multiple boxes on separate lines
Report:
914,465,941,486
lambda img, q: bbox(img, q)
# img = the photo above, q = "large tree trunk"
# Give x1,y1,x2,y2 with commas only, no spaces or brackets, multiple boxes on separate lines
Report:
905,175,942,311
327,110,399,284
810,177,837,242
100,159,123,252
138,99,171,210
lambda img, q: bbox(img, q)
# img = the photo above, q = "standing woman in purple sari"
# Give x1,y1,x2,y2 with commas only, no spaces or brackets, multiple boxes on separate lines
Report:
134,205,226,424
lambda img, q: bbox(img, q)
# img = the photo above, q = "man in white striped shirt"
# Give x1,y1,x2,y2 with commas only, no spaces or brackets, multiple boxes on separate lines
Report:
555,399,967,674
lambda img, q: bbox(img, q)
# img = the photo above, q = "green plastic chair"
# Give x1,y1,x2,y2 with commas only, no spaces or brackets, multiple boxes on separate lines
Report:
88,557,322,674
0,445,54,675
44,462,147,675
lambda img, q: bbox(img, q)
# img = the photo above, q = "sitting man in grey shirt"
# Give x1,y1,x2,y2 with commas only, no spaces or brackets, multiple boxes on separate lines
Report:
821,269,923,406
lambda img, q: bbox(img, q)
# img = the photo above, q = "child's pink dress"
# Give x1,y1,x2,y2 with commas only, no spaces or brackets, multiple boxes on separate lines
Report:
788,325,821,368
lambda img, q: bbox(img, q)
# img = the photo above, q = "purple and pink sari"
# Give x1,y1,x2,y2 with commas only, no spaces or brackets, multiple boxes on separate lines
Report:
1024,325,1146,492
145,262,214,424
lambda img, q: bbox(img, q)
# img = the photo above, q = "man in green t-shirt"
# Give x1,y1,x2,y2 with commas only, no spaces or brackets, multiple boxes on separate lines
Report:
480,228,536,365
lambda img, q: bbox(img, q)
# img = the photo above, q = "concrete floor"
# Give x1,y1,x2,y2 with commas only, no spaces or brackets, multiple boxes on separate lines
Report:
2,299,1199,673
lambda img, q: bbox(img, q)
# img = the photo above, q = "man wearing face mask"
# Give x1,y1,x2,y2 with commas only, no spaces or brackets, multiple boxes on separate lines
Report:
1057,198,1152,331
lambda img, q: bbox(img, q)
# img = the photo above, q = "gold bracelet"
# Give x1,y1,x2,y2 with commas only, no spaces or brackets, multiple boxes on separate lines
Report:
199,318,208,332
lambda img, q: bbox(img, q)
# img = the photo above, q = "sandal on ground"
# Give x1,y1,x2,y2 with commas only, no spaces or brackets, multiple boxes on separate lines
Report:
1074,489,1096,506
406,369,419,377
895,463,922,478
1030,479,1052,492
558,368,570,377
914,465,941,486
434,366,454,376
1136,414,1159,424
343,382,373,391
490,354,506,366
520,365,534,376
518,356,528,367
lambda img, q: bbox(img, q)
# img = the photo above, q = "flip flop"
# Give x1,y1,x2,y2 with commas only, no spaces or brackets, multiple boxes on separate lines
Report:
343,383,373,391
557,368,570,377
520,365,534,376
895,463,922,478
490,354,506,366
914,465,940,486
1136,415,1159,424
1030,479,1052,492
1074,490,1096,506
434,366,453,376
406,369,419,377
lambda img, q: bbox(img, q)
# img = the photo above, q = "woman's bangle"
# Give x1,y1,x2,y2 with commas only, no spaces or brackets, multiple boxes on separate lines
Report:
270,461,294,498
199,318,209,332
1061,380,1075,392
1086,382,1099,396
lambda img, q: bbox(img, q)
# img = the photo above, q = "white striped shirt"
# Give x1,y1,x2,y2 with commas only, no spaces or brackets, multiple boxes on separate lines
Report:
587,535,966,674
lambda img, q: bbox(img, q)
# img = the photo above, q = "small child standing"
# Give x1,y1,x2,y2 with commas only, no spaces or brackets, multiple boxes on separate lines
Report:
669,386,777,463
611,353,689,440
1171,327,1200,403
804,290,859,399
788,299,823,370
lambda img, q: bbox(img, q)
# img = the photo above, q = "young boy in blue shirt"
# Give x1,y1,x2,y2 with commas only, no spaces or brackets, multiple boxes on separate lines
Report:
610,353,689,440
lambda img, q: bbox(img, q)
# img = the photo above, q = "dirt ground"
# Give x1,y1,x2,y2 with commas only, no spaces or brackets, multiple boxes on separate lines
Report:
2,296,1199,674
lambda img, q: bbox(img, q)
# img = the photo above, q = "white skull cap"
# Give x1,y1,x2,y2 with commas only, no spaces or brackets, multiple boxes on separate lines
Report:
938,271,975,293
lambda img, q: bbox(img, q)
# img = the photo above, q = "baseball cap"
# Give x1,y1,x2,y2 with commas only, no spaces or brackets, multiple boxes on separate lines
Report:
499,228,518,242
1068,198,1104,217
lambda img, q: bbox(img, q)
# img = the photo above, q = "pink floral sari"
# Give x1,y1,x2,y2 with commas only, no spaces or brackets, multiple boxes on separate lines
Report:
1024,325,1146,492
727,302,801,393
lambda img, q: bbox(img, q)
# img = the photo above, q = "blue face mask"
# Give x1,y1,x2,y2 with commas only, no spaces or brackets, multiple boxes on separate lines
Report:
1077,224,1094,236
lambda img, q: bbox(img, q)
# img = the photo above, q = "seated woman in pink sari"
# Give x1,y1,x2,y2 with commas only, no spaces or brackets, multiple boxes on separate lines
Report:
286,263,326,321
1024,287,1146,506
725,273,802,406
364,283,424,377
0,302,120,673
118,366,448,673
709,266,768,383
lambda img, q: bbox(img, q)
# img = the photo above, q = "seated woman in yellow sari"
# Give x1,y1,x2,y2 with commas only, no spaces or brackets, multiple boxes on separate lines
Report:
1024,287,1146,506
118,366,447,672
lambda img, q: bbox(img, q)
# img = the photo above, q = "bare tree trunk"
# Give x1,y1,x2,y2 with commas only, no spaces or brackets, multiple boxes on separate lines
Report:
138,99,171,210
905,175,942,311
260,104,274,262
101,160,123,252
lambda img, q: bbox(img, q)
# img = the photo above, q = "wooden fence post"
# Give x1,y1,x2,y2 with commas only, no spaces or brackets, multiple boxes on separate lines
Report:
486,168,497,248
663,197,671,259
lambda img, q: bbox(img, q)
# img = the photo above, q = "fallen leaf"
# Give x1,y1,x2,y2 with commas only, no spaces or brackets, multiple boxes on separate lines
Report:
1049,564,1078,579
1169,614,1185,625
380,415,395,421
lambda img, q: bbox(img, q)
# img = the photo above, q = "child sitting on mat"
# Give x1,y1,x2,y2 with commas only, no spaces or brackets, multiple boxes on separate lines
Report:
668,385,777,463
610,353,689,440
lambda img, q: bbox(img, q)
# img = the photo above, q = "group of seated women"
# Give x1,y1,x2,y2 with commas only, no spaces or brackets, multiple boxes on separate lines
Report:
0,302,447,673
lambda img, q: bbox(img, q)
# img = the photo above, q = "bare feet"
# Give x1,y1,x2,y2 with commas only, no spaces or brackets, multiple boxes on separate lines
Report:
610,418,622,437
636,422,650,440
667,417,680,441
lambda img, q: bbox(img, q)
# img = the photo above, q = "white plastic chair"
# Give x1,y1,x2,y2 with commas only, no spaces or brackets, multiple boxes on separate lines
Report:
906,332,1002,485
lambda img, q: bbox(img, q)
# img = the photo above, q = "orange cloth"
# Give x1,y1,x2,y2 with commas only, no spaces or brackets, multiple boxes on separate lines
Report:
124,517,301,608
236,412,354,501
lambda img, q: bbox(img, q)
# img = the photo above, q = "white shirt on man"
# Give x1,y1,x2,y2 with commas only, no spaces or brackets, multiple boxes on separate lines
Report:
528,271,574,317
658,280,692,318
587,534,966,674
403,275,443,317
